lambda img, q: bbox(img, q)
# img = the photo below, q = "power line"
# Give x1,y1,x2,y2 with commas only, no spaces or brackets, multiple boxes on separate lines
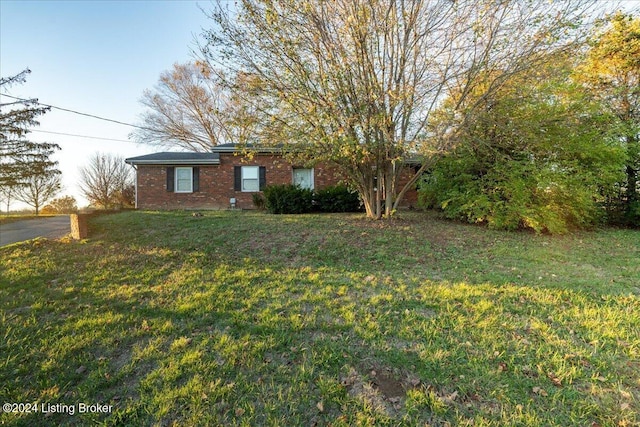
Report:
29,129,133,143
0,93,153,131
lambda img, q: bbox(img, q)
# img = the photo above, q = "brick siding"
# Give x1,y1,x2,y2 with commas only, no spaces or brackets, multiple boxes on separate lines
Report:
134,153,418,210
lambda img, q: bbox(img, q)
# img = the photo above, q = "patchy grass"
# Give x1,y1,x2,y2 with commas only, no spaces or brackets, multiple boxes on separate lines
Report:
0,210,638,426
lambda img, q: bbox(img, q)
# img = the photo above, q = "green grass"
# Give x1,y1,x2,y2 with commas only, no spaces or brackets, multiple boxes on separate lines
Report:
1,210,638,426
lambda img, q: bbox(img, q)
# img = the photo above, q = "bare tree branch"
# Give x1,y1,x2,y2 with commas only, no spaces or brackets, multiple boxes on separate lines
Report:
79,153,134,209
130,62,239,152
202,0,603,218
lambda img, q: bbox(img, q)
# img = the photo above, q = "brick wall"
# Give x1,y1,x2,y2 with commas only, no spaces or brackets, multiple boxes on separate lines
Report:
134,153,419,210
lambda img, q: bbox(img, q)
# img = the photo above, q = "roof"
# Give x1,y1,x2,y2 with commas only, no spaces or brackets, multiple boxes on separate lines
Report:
125,152,220,165
212,143,283,154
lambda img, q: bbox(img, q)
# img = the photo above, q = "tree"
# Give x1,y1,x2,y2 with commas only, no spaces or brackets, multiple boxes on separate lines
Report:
419,56,625,233
577,12,640,224
131,62,237,152
79,153,134,209
15,168,62,215
202,0,603,219
0,184,15,213
41,195,78,214
1,69,60,188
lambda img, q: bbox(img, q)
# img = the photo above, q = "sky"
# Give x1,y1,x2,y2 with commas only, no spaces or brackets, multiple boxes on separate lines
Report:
0,0,215,209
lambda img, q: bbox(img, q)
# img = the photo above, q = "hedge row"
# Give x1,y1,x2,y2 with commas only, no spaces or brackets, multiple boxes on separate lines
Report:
257,184,362,214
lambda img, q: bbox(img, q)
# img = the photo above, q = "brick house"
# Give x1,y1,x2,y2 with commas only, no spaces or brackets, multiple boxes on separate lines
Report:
125,144,418,210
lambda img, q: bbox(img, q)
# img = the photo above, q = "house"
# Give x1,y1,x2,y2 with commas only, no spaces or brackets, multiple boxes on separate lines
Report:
125,144,418,210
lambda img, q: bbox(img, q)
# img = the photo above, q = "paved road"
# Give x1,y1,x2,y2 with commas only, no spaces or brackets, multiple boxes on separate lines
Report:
0,216,70,247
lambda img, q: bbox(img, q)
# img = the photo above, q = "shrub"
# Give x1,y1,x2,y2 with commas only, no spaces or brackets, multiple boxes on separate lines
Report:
314,184,362,212
419,61,626,234
252,193,266,210
419,143,624,234
263,184,313,214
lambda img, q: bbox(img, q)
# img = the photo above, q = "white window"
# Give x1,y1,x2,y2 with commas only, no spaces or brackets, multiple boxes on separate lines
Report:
293,168,314,190
175,167,193,193
242,166,259,192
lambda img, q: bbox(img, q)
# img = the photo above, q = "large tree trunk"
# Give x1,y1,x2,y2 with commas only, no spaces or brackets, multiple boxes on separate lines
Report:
375,167,383,219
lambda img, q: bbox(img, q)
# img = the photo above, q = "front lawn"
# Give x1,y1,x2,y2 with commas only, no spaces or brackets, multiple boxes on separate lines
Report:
0,210,638,426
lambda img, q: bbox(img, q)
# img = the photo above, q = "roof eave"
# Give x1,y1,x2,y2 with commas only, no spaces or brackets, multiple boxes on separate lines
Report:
212,146,284,154
125,159,221,166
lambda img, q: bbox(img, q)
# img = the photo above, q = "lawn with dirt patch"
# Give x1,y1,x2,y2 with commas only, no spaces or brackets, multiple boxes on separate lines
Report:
1,210,638,426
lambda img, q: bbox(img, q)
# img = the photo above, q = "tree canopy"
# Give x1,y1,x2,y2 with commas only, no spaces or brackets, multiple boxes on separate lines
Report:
202,0,605,219
41,195,78,214
15,169,61,215
131,62,238,152
577,12,640,224
79,153,134,209
1,69,60,189
419,56,626,233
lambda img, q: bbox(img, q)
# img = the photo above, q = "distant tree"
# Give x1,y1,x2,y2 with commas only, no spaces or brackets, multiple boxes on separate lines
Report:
42,195,78,214
131,62,237,152
577,12,640,224
0,184,14,213
15,168,62,215
112,183,135,209
0,69,60,189
79,153,133,209
203,0,604,219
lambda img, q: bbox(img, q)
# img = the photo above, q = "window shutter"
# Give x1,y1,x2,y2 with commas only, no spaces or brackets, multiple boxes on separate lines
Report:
259,166,266,190
193,167,200,192
234,166,241,191
166,167,175,192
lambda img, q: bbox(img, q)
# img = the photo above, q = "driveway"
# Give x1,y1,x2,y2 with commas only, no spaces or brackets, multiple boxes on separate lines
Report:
0,216,70,247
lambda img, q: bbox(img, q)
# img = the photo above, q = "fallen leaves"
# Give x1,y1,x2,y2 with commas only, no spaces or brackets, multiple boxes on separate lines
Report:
547,372,562,387
594,374,607,383
532,386,548,397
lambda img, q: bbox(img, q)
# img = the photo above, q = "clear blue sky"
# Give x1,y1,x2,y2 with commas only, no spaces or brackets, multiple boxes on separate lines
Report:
0,0,214,209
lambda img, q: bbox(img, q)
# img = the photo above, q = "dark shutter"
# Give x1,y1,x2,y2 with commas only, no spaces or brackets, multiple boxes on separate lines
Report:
193,167,200,192
259,166,266,190
234,166,241,191
166,167,175,192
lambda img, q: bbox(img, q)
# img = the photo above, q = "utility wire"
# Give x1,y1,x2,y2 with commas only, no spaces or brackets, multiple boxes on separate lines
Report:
0,93,154,132
29,129,133,143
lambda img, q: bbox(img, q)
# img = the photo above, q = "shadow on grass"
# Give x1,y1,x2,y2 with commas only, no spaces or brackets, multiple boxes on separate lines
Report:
1,211,639,426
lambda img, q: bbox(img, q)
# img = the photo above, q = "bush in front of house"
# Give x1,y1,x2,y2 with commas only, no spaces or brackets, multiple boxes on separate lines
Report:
314,184,362,212
252,193,266,210
263,184,314,214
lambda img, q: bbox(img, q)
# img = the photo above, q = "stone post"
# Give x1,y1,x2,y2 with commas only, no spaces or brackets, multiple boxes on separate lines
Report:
70,214,88,240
